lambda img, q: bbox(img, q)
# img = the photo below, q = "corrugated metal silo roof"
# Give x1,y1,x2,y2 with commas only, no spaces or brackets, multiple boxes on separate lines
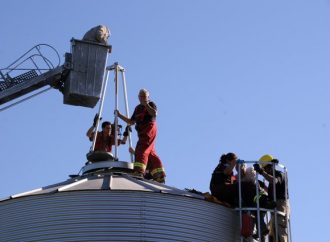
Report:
0,168,241,241
1,172,204,201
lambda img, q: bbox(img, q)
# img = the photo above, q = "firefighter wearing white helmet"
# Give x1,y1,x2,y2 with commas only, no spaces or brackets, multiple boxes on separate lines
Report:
254,155,290,242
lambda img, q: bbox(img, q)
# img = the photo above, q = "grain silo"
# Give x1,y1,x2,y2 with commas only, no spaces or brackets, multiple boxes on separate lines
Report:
0,162,241,242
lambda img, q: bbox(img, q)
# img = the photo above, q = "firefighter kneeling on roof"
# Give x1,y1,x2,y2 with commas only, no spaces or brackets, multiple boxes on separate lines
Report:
116,88,166,183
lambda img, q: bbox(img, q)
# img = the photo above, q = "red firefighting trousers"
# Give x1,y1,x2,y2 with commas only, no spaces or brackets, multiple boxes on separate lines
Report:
134,122,165,180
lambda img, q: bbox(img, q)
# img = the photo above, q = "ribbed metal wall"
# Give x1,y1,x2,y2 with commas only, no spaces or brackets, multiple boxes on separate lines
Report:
0,191,240,242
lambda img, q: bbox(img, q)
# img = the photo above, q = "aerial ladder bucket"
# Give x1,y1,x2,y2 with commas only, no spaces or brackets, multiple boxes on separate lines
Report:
0,35,112,110
63,39,111,108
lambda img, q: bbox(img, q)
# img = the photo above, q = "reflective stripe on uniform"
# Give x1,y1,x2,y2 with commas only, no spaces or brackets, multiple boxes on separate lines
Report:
134,162,146,169
254,194,262,203
253,190,267,203
150,167,165,176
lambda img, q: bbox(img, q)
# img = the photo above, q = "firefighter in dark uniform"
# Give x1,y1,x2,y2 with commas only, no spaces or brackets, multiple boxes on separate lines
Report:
210,153,256,207
254,154,290,242
116,89,165,183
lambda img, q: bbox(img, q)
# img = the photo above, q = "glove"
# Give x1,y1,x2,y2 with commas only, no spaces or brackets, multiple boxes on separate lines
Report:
93,114,102,127
253,163,264,174
123,125,132,137
129,147,135,154
272,159,279,164
114,109,120,116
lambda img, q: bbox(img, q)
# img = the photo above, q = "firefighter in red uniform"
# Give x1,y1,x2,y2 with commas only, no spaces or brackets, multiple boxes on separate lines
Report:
116,89,166,183
87,116,127,152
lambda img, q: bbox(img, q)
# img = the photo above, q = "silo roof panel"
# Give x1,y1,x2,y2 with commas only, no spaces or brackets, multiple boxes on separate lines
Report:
109,175,154,191
1,172,205,201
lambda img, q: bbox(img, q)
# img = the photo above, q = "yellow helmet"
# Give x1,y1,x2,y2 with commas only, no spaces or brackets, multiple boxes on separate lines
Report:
259,154,273,168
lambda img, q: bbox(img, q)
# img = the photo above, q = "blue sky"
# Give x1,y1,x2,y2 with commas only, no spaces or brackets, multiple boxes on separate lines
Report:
1,0,329,241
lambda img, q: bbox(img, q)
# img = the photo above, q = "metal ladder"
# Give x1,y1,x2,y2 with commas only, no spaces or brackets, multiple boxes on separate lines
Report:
91,62,134,163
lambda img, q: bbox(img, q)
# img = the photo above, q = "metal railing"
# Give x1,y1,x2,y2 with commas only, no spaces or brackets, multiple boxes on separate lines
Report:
0,44,60,92
235,160,292,242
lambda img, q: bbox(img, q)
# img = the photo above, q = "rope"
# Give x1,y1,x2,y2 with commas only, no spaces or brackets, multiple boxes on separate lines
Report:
0,87,52,112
